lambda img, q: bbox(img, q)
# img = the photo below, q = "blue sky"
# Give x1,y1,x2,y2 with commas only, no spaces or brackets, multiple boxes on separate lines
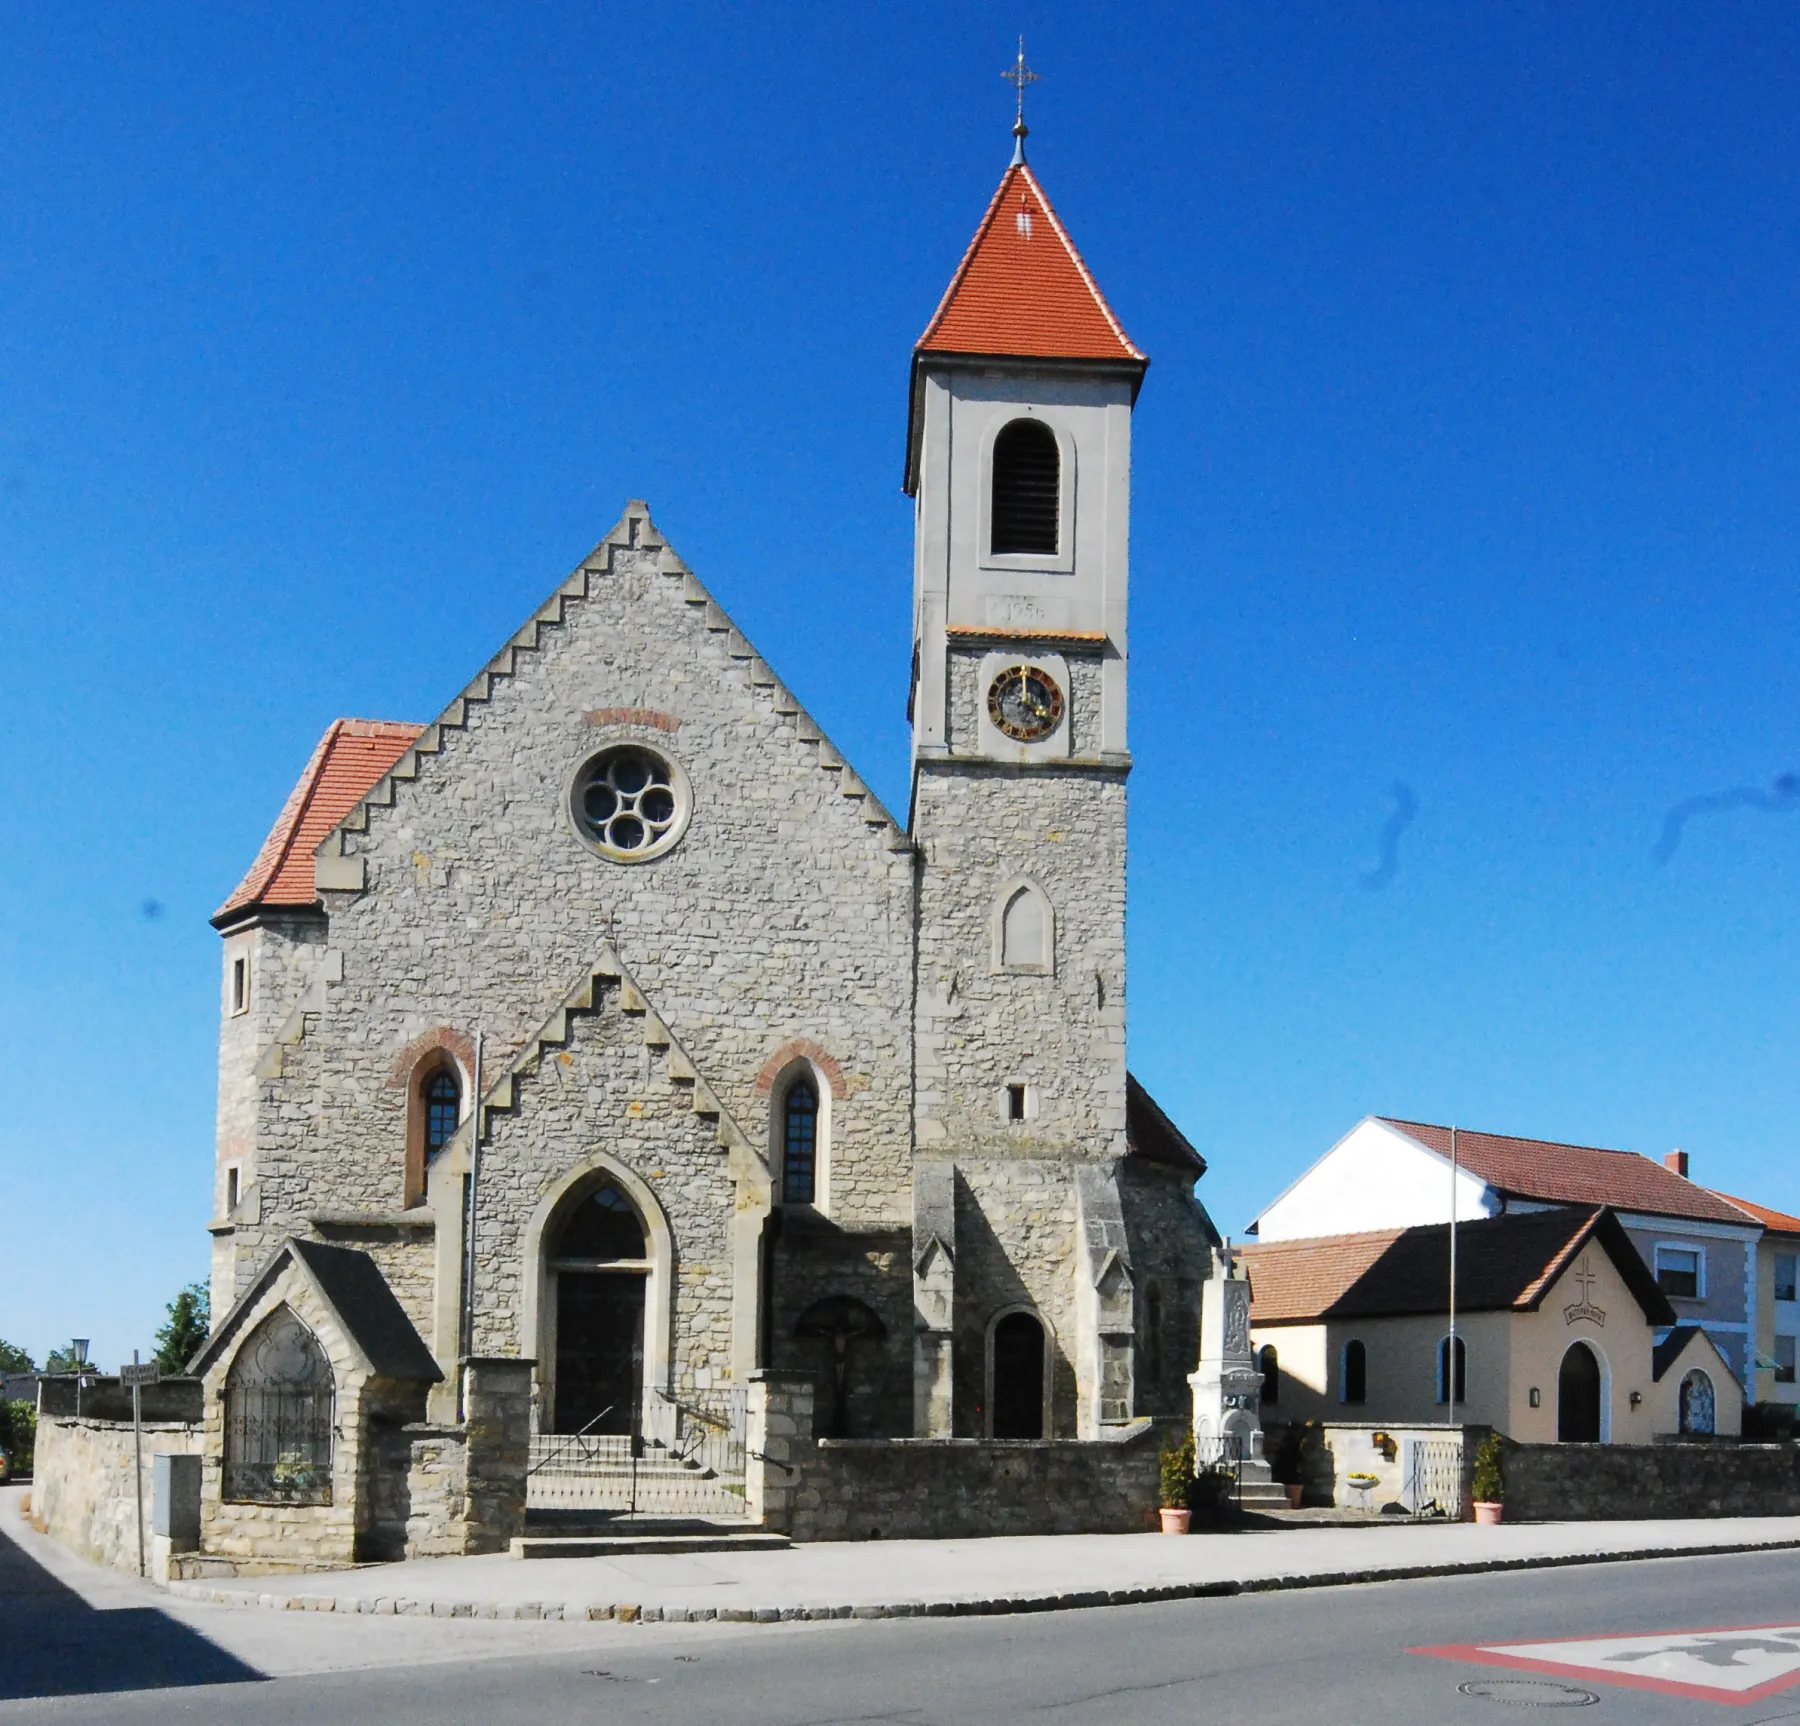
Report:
3,3,1797,1366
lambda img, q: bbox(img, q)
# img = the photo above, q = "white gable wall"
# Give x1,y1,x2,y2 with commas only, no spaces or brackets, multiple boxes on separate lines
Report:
1253,1117,1499,1242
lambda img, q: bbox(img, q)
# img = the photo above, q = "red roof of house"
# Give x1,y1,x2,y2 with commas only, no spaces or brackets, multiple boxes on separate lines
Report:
1710,1191,1800,1237
1242,1207,1675,1328
915,160,1145,364
1379,1118,1750,1227
215,719,424,924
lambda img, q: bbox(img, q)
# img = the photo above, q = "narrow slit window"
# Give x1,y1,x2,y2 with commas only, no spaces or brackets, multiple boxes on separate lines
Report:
423,1069,460,1156
990,420,1060,556
1006,1083,1027,1121
231,957,249,1014
226,1166,240,1213
783,1079,818,1205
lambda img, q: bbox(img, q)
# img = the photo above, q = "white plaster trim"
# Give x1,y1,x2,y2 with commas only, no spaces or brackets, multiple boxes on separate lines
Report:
977,412,1076,575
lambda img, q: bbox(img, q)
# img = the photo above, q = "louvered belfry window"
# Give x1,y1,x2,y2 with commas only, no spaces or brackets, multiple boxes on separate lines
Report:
990,419,1060,556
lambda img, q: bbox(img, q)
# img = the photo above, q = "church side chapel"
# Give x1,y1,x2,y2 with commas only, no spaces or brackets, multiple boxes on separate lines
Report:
194,102,1221,1560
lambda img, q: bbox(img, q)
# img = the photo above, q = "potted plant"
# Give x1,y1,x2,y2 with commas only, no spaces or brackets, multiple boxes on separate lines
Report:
1159,1431,1195,1533
1471,1433,1505,1524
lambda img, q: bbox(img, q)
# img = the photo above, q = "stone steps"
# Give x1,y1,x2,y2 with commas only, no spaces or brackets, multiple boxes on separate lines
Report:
511,1530,790,1559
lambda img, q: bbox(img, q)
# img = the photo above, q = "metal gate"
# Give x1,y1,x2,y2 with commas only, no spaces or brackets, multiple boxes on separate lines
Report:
1405,1437,1464,1518
526,1386,747,1518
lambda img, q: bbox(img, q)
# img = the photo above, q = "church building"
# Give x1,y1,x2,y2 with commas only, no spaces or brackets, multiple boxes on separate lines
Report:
192,124,1217,1558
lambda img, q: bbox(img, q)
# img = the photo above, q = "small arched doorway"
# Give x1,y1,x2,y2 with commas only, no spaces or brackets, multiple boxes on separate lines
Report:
1679,1369,1716,1435
1558,1341,1604,1443
990,1311,1047,1438
549,1182,650,1435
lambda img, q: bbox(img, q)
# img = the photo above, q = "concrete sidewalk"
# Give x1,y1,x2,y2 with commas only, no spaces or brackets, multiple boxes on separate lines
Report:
164,1516,1800,1624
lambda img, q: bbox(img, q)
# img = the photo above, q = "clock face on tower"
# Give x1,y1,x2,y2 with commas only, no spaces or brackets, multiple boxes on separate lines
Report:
986,665,1065,742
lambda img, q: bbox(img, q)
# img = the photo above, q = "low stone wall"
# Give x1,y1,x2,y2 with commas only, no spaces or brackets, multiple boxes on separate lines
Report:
785,1425,1165,1542
1503,1440,1800,1520
32,1414,204,1574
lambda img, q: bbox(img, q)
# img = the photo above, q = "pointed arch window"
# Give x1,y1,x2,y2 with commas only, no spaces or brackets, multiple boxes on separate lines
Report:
991,419,1060,556
782,1078,819,1205
424,1069,460,1156
224,1307,334,1504
994,878,1054,976
405,1056,462,1209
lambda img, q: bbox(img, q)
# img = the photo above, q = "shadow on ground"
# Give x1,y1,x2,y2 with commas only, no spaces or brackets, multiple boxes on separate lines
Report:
0,1511,264,1701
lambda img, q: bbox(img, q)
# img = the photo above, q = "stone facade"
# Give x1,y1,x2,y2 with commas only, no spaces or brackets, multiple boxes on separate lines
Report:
1502,1438,1800,1521
178,154,1223,1557
32,1415,204,1575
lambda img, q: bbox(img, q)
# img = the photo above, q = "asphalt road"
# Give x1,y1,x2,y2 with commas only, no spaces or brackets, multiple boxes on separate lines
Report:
6,1525,1800,1725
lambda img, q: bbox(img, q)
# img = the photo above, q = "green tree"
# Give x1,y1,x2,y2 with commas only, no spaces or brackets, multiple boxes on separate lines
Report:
43,1342,91,1374
154,1283,211,1375
0,1340,34,1375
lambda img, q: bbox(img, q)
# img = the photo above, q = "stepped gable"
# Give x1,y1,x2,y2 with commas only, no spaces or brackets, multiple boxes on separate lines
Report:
430,942,769,1188
311,502,909,899
215,719,424,924
1379,1118,1749,1227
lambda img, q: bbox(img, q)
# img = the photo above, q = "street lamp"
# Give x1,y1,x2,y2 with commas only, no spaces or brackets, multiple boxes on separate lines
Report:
71,1339,90,1417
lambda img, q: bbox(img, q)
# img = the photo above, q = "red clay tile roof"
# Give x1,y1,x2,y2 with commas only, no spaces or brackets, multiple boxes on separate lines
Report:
1242,1208,1674,1328
916,161,1145,364
1379,1118,1750,1227
1710,1191,1800,1236
215,719,424,924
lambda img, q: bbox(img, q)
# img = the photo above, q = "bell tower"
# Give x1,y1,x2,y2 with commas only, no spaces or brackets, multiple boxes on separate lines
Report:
906,109,1149,1437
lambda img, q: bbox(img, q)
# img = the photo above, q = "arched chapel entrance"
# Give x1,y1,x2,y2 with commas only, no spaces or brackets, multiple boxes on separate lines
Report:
1557,1341,1603,1443
547,1181,651,1434
990,1311,1047,1439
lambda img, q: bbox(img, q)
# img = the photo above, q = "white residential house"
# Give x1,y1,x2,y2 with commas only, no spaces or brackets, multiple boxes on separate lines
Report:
1250,1118,1762,1399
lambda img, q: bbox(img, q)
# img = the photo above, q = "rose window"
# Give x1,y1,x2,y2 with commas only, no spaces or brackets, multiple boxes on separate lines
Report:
573,746,688,861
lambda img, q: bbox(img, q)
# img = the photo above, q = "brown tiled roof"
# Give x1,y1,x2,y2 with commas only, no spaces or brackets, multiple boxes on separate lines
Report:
916,160,1145,364
1380,1118,1750,1226
215,719,424,924
1126,1074,1205,1174
1242,1207,1675,1328
1709,1191,1800,1237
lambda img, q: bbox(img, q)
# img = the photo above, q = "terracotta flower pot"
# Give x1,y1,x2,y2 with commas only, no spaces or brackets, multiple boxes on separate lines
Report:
1159,1506,1192,1535
1474,1500,1504,1525
1285,1483,1305,1509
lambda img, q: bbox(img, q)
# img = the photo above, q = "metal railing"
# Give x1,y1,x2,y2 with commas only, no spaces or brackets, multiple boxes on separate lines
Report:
527,1387,748,1518
1193,1433,1246,1511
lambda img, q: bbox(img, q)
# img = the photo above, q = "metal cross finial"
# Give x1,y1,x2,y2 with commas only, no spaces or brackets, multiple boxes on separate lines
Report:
1003,36,1039,162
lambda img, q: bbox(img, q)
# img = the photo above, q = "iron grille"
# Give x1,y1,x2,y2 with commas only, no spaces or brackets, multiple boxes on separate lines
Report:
527,1387,748,1518
224,1384,335,1504
1407,1437,1464,1518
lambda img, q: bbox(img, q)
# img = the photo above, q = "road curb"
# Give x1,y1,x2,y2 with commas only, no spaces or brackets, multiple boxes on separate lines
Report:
161,1535,1800,1625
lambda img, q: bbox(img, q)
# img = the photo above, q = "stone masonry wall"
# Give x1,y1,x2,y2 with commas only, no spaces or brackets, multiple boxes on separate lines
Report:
32,1415,204,1575
231,511,918,1355
1502,1440,1800,1521
470,984,742,1395
786,1427,1165,1541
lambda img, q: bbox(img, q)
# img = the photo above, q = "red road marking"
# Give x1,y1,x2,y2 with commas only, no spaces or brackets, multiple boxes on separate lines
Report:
1411,1621,1800,1706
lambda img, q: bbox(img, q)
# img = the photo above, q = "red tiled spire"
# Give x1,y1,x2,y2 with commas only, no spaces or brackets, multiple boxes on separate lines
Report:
915,160,1145,364
215,718,424,923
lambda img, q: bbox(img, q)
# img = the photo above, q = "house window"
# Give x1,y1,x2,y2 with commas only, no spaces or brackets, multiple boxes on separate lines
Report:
1655,1245,1703,1300
1006,1083,1027,1122
230,956,249,1015
1775,1254,1797,1303
990,419,1060,556
1776,1335,1797,1386
1437,1335,1467,1405
1341,1339,1367,1405
782,1078,819,1205
1258,1344,1279,1405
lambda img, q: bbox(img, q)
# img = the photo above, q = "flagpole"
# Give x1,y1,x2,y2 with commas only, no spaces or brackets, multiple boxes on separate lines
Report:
1448,1126,1459,1427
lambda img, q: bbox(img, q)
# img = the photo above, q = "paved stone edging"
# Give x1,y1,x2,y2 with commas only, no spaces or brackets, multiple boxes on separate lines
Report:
162,1535,1800,1624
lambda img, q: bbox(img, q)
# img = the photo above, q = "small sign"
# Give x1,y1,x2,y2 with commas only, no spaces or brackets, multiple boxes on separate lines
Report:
119,1362,161,1387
